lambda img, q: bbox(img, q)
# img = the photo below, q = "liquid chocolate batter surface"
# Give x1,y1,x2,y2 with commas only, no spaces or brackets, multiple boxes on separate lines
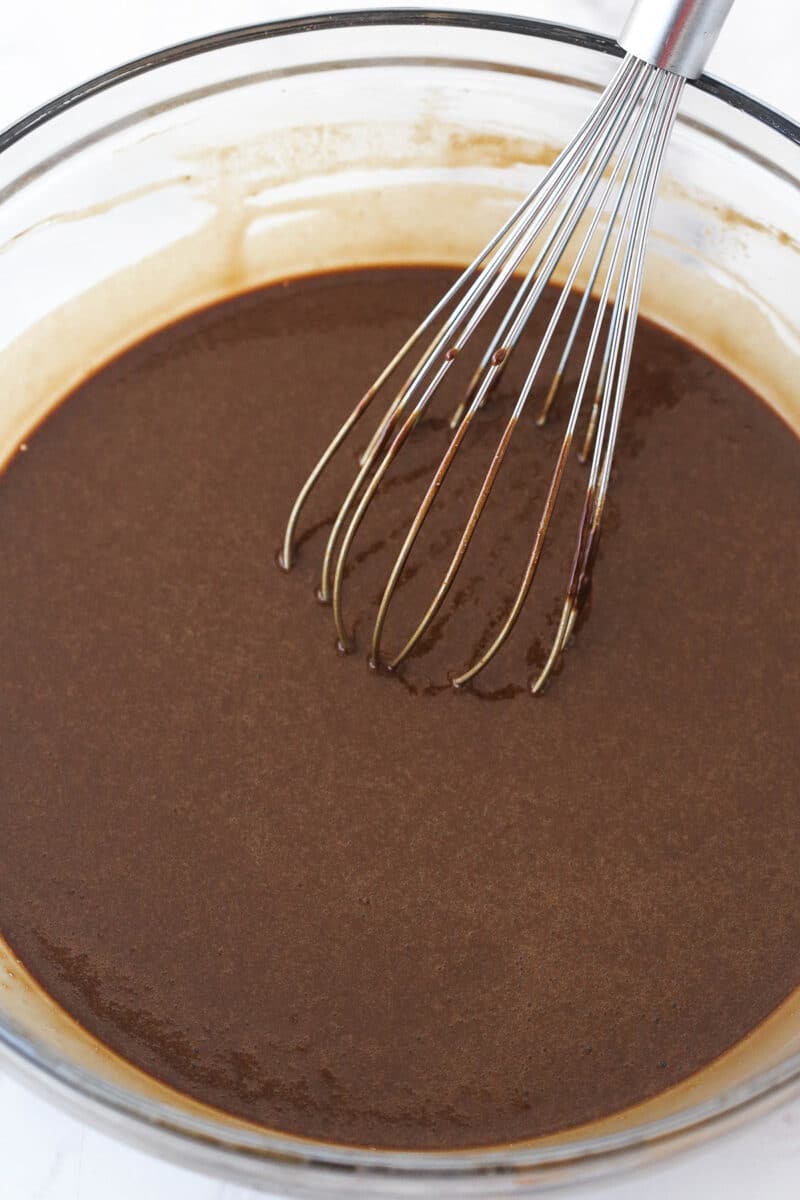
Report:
1,267,798,1149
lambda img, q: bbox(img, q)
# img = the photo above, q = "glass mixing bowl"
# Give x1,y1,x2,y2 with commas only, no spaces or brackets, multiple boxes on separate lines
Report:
0,10,798,1196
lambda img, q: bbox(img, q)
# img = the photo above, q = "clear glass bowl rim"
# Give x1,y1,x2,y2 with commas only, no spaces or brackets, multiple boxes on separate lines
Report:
0,7,798,1187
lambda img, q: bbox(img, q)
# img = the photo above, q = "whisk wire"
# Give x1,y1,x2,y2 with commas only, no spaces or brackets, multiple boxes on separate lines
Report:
319,129,584,608
278,15,708,691
530,71,685,692
447,74,680,688
333,60,656,647
280,55,639,578
449,59,653,430
371,70,666,671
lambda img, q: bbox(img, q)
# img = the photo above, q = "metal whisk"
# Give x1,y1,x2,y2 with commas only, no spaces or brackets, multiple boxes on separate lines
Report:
280,0,735,692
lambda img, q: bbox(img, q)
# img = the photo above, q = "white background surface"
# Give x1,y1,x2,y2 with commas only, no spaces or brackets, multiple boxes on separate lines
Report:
1,2,798,1197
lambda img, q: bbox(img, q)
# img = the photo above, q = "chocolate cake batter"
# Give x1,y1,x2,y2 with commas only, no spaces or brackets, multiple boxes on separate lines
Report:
1,267,798,1149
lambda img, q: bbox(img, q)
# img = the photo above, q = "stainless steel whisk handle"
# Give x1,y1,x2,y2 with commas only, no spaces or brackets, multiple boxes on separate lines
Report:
619,0,735,77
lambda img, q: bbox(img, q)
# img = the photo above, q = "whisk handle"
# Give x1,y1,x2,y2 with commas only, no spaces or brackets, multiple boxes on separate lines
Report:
619,0,735,78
